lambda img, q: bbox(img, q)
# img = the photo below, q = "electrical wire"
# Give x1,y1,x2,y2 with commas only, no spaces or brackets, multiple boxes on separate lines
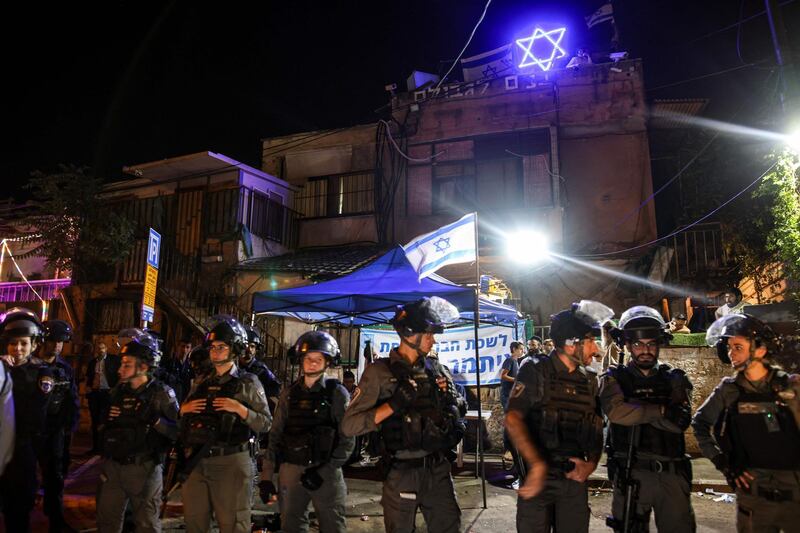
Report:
647,60,769,92
573,160,779,258
685,0,796,45
2,241,44,301
435,0,493,91
377,120,447,162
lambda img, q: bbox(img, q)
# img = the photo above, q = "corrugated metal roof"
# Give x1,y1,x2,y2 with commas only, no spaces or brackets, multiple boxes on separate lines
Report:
236,244,388,279
649,99,709,129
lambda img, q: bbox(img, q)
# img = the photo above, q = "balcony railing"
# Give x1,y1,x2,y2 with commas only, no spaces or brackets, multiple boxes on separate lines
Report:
666,222,733,281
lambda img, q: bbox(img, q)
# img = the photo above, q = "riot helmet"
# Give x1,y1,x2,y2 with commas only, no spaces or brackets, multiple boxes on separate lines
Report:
288,330,341,366
204,314,248,361
246,325,263,347
44,319,73,342
391,296,460,337
0,307,44,341
706,313,776,367
119,330,161,367
617,306,671,343
189,345,213,379
550,300,613,347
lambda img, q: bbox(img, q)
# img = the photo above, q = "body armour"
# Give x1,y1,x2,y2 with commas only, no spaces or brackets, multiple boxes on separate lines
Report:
607,364,686,458
181,375,251,447
6,362,48,443
102,380,164,461
280,379,339,466
44,362,72,418
715,373,800,470
379,357,466,454
526,358,603,460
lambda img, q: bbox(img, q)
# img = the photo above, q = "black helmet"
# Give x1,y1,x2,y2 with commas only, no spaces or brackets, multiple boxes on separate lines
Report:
204,315,248,357
119,331,161,367
0,307,44,340
288,331,341,366
617,306,671,344
189,345,212,377
44,320,73,342
391,297,460,337
245,325,262,347
706,313,777,364
550,300,614,348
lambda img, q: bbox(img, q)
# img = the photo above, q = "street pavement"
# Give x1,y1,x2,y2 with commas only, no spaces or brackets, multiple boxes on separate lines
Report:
3,429,738,533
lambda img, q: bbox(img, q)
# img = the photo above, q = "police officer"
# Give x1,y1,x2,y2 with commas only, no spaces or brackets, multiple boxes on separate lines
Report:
600,306,695,531
692,314,800,532
259,331,354,532
505,300,610,533
241,325,281,410
96,330,179,532
0,308,53,532
33,319,80,532
342,297,466,533
180,315,271,533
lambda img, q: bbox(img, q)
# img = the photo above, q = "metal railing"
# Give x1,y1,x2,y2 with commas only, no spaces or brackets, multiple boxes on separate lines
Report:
666,222,732,281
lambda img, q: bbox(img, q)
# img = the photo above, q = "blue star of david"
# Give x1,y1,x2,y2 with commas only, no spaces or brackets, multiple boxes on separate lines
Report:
515,27,567,72
433,237,451,253
482,64,499,79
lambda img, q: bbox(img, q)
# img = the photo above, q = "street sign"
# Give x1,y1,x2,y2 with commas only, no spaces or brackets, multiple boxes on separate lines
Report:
142,228,161,324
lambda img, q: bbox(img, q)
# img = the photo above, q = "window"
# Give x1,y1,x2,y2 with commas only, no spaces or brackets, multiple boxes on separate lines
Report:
296,172,374,218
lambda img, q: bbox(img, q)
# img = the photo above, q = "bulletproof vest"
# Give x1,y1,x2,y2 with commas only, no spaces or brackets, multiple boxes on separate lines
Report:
379,357,465,454
102,381,159,461
715,374,800,470
607,364,686,458
181,374,251,447
280,379,339,466
526,358,603,459
7,362,48,443
44,362,71,417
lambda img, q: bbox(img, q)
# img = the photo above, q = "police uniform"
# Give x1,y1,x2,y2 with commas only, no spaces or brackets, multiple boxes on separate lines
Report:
507,352,604,532
692,367,800,532
600,361,696,531
342,348,466,533
181,364,271,533
33,353,80,532
240,357,281,407
96,377,179,532
0,359,51,532
263,374,353,533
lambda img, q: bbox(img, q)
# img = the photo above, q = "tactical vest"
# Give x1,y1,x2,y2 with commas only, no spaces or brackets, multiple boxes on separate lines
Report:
526,358,603,459
715,374,800,470
281,379,339,466
102,381,159,461
45,363,71,417
181,375,251,447
379,357,465,454
607,364,686,458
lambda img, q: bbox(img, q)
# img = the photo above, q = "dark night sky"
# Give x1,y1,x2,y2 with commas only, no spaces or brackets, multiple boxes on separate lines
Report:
4,0,798,199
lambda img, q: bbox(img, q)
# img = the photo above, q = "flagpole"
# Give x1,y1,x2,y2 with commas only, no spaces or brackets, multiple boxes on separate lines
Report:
472,212,487,509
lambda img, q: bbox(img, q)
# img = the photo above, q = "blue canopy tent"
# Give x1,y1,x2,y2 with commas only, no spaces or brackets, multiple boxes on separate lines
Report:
252,246,521,325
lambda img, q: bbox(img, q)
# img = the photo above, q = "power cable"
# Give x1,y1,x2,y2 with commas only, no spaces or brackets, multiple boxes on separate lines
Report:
435,0,493,91
377,120,446,162
685,0,796,45
573,160,779,258
647,60,769,92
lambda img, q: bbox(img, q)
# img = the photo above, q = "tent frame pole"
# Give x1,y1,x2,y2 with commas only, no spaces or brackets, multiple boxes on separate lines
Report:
472,213,487,509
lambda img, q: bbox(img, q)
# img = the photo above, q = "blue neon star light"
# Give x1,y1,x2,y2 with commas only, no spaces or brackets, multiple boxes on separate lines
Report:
515,27,567,72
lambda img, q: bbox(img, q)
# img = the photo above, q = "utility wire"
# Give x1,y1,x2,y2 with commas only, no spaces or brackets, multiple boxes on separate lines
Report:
647,60,769,92
377,120,446,162
685,0,796,44
573,160,779,258
435,0,492,91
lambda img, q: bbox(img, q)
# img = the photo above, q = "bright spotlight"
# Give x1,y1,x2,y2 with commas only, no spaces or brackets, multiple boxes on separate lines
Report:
506,230,549,264
787,130,800,153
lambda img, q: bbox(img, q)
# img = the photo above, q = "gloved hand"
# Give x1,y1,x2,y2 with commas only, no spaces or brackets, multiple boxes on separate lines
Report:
663,402,692,430
300,466,324,491
388,378,417,414
711,454,741,489
258,480,277,503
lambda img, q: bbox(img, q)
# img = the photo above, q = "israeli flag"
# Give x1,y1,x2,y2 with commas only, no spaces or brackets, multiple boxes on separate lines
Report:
403,213,477,280
585,2,614,28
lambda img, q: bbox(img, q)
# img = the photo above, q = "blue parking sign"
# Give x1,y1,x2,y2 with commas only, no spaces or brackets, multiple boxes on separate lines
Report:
147,228,161,269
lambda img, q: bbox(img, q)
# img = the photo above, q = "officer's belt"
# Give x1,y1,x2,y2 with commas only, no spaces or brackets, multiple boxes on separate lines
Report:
113,454,154,466
755,487,797,502
207,442,249,457
391,452,447,469
628,457,684,474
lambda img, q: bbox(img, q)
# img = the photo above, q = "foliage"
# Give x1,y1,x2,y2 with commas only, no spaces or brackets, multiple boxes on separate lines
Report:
26,165,135,281
727,149,800,302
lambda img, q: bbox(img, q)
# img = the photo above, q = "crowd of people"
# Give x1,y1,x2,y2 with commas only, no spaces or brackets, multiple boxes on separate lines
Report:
0,290,796,533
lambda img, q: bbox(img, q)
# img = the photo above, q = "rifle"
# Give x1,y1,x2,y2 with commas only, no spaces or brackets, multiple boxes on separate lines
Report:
159,447,180,518
606,425,643,533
